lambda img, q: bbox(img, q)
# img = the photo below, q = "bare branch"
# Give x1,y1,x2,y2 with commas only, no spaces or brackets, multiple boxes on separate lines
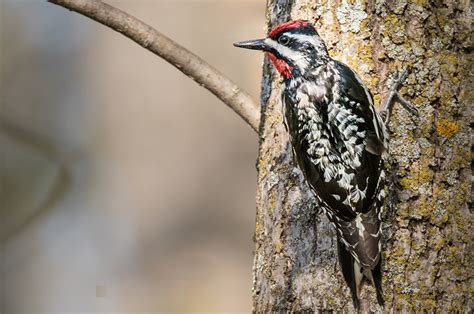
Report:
47,0,261,132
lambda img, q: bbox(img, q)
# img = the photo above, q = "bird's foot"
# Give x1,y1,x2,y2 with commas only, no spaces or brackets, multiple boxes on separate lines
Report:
381,70,419,124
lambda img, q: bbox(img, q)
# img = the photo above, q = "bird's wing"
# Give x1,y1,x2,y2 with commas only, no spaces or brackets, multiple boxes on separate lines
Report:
328,61,386,268
333,61,388,156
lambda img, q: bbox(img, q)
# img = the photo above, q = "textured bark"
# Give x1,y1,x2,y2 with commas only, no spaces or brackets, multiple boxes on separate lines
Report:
253,0,472,312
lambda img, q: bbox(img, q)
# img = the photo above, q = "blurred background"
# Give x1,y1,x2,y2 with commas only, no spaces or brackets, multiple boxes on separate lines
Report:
1,0,265,312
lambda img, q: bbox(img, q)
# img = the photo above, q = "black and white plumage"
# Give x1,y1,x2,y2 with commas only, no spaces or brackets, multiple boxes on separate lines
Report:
235,20,388,309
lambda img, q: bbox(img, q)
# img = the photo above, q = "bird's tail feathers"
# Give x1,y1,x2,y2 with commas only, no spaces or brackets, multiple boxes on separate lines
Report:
371,256,384,306
337,238,384,310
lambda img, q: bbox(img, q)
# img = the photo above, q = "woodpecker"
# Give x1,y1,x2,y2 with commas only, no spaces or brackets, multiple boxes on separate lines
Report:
234,20,390,309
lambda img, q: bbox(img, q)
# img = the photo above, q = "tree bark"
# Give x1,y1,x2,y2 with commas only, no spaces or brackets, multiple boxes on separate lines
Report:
253,0,472,312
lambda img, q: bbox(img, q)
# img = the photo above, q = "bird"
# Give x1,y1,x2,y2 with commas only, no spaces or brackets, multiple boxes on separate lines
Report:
234,20,391,310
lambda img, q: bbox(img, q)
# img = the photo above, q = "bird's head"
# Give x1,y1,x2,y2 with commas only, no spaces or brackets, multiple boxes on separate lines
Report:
234,20,329,79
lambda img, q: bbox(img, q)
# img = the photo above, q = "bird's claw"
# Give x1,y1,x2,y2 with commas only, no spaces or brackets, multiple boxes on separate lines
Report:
381,69,418,124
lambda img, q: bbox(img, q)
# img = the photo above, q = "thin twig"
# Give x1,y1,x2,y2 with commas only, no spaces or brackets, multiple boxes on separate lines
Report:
48,0,260,132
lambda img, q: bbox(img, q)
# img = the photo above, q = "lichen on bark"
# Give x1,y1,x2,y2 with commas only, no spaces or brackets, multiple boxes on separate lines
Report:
253,0,472,312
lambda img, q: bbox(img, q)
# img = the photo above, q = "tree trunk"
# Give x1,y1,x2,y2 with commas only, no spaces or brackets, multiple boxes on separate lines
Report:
253,0,472,312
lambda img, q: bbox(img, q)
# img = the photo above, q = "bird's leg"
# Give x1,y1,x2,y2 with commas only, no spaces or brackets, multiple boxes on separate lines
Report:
381,70,419,124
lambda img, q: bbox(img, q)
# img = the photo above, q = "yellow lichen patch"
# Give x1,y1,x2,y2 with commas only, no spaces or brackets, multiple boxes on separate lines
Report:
428,229,446,251
359,19,369,32
255,221,261,235
267,192,277,214
412,95,426,106
399,158,434,190
430,211,449,226
384,15,406,44
423,299,437,309
413,0,428,5
396,203,411,220
439,52,461,85
366,76,379,91
373,94,381,107
413,198,435,218
448,147,470,170
275,240,284,253
418,163,433,184
444,53,458,67
387,245,406,260
258,158,265,171
436,119,460,138
359,40,373,58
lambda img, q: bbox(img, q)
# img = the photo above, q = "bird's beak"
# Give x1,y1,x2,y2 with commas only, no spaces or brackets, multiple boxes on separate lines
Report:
233,39,269,51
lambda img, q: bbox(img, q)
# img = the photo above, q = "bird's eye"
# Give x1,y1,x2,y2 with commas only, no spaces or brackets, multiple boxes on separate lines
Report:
278,35,290,45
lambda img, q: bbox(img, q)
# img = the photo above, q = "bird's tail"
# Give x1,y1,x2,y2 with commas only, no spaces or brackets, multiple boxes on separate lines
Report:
337,238,384,310
371,255,384,306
